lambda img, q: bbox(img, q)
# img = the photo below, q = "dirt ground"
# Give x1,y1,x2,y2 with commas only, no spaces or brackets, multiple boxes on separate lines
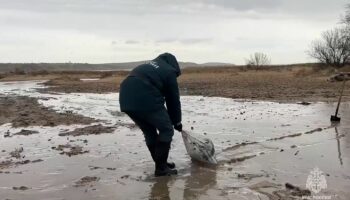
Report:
0,96,96,127
1,66,349,102
58,124,117,137
179,67,350,102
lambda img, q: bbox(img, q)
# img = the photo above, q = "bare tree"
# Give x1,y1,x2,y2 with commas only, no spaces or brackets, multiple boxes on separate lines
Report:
245,52,271,67
308,26,350,68
343,3,350,24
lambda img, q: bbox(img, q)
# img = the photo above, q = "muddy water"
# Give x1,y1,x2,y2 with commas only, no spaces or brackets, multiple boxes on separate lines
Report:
0,81,349,200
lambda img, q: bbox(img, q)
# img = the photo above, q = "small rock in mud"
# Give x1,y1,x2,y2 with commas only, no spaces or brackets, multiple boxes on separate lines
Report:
285,183,311,196
294,150,299,156
31,159,43,163
4,130,10,138
281,124,291,127
107,167,116,171
9,147,24,159
74,176,100,187
0,160,13,170
15,160,31,165
115,121,137,129
226,155,256,164
52,144,89,156
89,166,102,170
13,129,39,136
297,101,311,105
120,175,130,179
12,186,30,190
108,110,125,117
237,173,264,180
39,97,57,101
59,124,116,137
290,145,297,148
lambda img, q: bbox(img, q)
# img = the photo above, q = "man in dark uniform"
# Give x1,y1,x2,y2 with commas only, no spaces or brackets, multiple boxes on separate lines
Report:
119,53,182,177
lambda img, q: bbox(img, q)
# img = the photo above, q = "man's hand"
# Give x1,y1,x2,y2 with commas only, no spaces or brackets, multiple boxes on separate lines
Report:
174,122,182,132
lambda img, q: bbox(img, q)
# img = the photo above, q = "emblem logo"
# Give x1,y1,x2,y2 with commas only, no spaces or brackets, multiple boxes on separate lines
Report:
306,167,327,194
149,61,159,68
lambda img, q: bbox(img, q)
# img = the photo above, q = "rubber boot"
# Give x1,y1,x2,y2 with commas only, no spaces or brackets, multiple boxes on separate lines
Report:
154,141,177,177
146,144,176,169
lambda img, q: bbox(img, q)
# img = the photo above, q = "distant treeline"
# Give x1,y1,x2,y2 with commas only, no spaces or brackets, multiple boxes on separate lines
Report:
0,62,142,73
0,61,233,73
0,62,330,75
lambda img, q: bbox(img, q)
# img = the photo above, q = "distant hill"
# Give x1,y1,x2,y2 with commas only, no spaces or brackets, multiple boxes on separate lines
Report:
198,62,233,67
0,61,235,73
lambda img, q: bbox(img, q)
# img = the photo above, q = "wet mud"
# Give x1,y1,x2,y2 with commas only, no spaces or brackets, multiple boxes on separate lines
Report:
74,176,100,187
88,165,116,171
13,129,39,136
9,147,24,159
248,181,311,200
52,144,89,157
12,186,30,191
59,124,116,137
224,154,257,164
3,129,39,138
222,141,258,151
16,68,350,102
0,159,42,171
40,76,120,94
0,81,349,200
0,96,96,127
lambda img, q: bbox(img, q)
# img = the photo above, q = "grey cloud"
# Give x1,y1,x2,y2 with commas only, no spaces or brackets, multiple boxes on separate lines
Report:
125,40,140,44
199,0,281,11
0,0,346,16
0,0,348,64
198,0,347,15
179,38,212,44
155,38,178,43
0,0,347,34
156,38,212,44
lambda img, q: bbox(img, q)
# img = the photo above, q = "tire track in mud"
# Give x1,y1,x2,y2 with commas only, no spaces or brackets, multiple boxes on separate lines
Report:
218,125,335,165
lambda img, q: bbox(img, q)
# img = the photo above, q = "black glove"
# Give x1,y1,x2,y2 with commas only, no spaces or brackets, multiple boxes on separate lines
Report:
174,122,182,132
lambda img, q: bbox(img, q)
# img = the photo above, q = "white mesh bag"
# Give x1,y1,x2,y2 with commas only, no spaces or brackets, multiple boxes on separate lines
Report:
181,130,217,164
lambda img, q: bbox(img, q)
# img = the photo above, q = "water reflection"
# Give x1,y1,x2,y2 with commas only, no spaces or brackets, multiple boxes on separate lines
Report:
148,162,217,200
183,162,217,200
149,176,173,200
335,126,343,166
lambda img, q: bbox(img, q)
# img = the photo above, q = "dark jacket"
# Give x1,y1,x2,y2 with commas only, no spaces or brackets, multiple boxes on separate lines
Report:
119,53,182,125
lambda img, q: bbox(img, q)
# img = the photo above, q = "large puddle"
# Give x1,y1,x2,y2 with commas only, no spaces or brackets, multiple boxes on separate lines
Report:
0,81,349,199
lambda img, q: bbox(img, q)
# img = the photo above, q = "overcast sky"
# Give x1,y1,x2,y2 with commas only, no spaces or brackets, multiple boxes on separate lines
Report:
0,0,348,64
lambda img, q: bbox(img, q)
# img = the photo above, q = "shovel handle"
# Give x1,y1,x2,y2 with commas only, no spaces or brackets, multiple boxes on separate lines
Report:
335,79,346,116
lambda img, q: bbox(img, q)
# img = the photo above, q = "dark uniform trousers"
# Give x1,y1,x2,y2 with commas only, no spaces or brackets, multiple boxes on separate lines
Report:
126,107,174,145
